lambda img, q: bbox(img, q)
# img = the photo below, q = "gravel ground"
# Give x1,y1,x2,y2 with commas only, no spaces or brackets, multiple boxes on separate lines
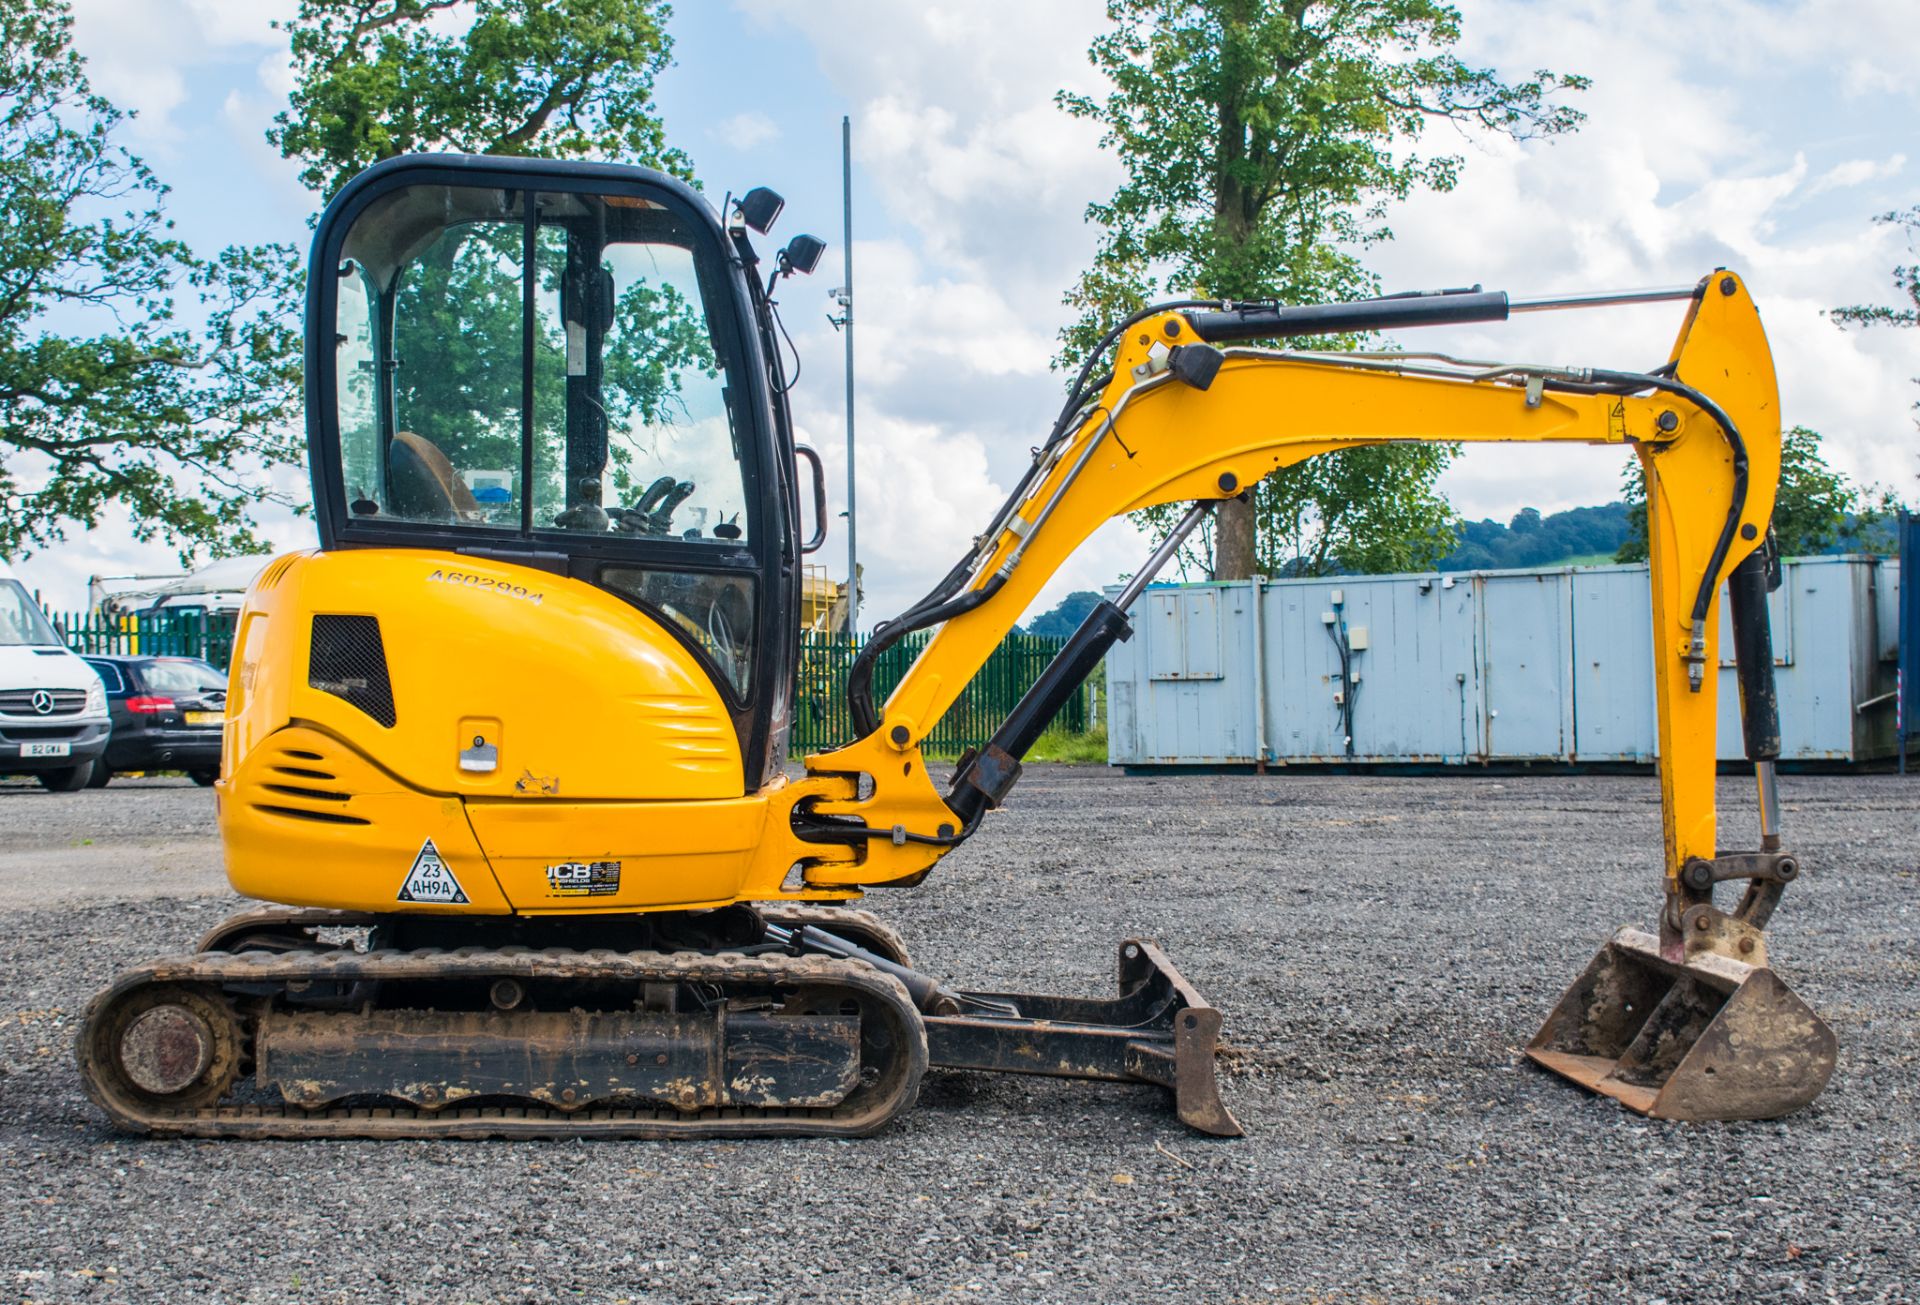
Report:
0,767,1915,1303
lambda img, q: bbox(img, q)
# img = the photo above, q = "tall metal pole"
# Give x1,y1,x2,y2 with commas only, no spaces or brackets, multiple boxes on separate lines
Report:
841,115,859,635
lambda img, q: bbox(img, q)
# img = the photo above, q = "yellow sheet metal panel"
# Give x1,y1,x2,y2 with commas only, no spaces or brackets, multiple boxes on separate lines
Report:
220,725,510,913
466,796,767,911
224,548,742,803
222,722,867,914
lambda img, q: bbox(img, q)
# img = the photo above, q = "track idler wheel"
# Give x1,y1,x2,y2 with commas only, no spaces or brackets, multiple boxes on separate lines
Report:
79,983,243,1121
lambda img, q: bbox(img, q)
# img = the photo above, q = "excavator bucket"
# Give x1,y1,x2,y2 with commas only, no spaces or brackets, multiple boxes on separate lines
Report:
1526,926,1835,1121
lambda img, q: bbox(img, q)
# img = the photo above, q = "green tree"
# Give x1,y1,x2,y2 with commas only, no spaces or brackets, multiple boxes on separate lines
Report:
0,0,302,561
275,0,714,523
1832,205,1918,494
1833,205,1919,334
1615,425,1891,561
1251,443,1458,575
270,0,690,199
1057,0,1587,579
1023,590,1104,638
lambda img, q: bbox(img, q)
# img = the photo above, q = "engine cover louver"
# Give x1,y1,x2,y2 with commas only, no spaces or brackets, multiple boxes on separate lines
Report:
308,614,397,727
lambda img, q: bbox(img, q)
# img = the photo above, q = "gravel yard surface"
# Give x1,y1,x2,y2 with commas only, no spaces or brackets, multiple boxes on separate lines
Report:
0,767,1915,1303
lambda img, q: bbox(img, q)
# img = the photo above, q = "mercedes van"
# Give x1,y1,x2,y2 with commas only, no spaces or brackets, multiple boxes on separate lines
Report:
0,561,109,791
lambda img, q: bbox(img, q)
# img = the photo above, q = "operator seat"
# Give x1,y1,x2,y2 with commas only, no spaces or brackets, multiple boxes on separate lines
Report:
387,431,481,521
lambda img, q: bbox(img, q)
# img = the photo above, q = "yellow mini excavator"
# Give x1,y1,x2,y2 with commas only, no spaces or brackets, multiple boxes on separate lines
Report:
78,154,1835,1138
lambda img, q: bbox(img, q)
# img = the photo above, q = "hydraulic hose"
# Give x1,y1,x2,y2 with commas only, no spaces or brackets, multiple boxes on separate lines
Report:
845,573,1007,738
1583,369,1749,632
843,297,1220,739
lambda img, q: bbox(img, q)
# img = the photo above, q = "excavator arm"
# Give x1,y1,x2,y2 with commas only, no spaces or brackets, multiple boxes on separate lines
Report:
803,273,1775,906
790,269,1833,1122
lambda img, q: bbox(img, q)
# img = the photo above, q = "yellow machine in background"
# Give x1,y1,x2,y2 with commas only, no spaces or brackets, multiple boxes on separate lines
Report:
800,563,855,634
77,154,1833,1138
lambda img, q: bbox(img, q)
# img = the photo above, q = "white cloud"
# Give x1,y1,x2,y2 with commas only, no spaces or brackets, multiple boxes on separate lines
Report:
715,111,781,151
747,0,1920,620
739,0,1127,618
183,0,289,47
1372,0,1920,516
9,464,316,617
67,0,296,142
1808,155,1907,198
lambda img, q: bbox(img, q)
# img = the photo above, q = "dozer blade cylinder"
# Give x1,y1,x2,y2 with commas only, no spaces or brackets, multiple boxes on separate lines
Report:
1526,927,1835,1121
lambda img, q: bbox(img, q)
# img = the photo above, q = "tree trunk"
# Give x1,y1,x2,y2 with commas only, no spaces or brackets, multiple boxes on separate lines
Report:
1214,493,1258,579
1209,0,1260,582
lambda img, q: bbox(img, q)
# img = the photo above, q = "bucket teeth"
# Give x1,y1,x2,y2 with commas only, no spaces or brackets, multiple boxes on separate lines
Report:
1526,927,1835,1121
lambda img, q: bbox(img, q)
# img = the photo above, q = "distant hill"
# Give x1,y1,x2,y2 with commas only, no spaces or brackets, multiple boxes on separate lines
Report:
1436,503,1633,571
1433,501,1898,572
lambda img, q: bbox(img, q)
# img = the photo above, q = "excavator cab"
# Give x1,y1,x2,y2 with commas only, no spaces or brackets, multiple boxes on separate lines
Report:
310,156,816,786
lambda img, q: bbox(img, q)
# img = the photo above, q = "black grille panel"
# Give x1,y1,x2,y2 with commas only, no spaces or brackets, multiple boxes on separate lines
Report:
308,615,396,727
251,803,372,826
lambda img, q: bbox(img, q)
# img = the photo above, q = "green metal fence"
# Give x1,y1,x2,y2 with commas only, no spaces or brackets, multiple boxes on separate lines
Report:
42,608,1086,757
49,609,240,670
792,631,1084,756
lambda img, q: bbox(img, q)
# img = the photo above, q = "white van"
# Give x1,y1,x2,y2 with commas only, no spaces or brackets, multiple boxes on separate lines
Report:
0,560,110,791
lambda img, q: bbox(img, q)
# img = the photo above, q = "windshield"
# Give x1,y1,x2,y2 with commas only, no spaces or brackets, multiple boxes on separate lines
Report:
141,660,228,695
0,581,61,647
333,182,749,544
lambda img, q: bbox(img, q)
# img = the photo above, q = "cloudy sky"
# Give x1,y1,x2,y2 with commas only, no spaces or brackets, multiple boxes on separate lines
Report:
13,0,1918,621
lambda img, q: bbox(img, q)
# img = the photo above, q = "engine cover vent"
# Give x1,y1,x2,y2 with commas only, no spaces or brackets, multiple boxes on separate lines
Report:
308,615,397,727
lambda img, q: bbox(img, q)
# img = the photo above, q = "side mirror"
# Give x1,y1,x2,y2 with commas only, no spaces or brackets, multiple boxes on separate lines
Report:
779,234,826,277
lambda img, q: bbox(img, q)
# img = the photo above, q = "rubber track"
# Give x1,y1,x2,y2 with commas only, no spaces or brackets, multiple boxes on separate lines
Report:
78,946,928,1140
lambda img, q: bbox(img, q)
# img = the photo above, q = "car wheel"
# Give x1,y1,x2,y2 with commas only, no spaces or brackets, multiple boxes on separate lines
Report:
38,762,95,793
188,769,219,787
87,764,112,789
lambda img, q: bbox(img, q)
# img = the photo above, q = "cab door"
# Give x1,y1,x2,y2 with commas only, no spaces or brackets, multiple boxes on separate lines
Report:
308,155,802,789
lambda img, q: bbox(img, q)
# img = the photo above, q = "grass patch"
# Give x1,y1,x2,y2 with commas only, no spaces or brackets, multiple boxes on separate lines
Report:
1023,726,1109,765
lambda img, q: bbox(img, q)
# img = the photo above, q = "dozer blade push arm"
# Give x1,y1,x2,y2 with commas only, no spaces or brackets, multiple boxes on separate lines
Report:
800,272,1781,929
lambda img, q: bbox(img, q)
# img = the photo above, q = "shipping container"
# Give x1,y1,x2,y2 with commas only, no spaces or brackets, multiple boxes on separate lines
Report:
1106,556,1903,767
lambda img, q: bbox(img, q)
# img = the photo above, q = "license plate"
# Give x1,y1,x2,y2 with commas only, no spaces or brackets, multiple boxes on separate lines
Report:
186,711,223,725
23,742,70,758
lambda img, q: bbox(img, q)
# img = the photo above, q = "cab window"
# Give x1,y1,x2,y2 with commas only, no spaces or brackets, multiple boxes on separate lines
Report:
532,230,746,542
335,185,528,528
331,183,750,544
599,567,755,697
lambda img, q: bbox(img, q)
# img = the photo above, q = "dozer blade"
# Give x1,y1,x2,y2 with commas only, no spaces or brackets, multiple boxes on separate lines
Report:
924,938,1243,1137
1526,926,1835,1121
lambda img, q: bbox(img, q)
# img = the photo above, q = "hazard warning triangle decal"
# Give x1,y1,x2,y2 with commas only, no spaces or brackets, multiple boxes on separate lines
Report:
396,837,468,904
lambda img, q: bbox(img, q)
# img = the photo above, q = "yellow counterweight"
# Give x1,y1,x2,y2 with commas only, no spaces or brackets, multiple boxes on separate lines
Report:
219,547,861,914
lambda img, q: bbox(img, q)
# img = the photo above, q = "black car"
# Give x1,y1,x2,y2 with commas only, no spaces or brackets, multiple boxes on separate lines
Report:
80,655,228,786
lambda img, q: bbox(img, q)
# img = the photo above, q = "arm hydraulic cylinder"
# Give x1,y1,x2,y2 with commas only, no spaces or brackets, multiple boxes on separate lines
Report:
1727,543,1783,848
